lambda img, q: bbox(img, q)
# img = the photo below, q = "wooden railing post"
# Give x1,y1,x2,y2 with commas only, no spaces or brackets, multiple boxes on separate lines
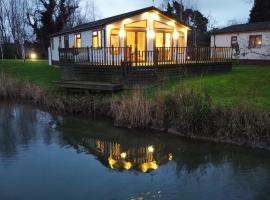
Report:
154,47,158,67
90,46,93,65
73,46,76,64
135,46,138,67
87,47,90,62
112,45,115,66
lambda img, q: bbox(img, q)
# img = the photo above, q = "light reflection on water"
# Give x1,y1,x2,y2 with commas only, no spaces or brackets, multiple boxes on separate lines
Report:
0,103,270,200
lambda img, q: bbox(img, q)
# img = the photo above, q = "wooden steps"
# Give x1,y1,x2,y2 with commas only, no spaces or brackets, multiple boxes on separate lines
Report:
58,81,123,92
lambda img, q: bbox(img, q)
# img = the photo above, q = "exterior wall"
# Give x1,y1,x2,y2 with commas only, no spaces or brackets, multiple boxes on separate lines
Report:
211,31,270,60
50,36,60,61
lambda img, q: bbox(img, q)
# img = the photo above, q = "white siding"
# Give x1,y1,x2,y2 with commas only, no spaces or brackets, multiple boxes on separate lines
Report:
81,31,92,47
211,31,270,60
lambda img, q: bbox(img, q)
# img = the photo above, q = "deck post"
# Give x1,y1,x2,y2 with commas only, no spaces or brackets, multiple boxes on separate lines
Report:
91,46,93,65
87,47,90,62
129,46,132,63
73,46,76,64
112,45,114,66
135,46,138,67
176,46,179,65
154,47,158,67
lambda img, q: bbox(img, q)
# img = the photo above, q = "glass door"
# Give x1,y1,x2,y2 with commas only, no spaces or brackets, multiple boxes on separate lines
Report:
155,32,173,62
126,31,146,62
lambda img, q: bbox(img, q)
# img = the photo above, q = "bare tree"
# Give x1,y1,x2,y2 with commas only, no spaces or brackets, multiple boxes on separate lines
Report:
0,0,7,60
69,0,101,27
3,0,30,61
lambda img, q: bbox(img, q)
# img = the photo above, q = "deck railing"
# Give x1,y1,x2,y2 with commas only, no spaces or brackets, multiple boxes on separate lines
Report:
58,46,233,67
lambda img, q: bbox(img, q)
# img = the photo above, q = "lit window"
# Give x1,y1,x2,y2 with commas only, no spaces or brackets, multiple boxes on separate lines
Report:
110,29,120,54
154,21,174,30
124,20,147,28
177,35,185,53
92,31,102,48
74,33,81,48
249,35,262,48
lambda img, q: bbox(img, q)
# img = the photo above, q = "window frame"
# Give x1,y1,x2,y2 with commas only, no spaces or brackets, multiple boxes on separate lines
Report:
124,20,148,29
92,30,102,48
249,35,262,49
231,36,238,46
110,29,120,55
74,33,82,48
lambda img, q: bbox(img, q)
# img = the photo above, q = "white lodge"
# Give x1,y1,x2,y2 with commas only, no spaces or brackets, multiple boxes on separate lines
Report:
211,21,270,63
48,6,191,65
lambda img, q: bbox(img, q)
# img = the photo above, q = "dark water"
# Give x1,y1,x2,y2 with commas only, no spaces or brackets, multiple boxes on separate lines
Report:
0,104,270,200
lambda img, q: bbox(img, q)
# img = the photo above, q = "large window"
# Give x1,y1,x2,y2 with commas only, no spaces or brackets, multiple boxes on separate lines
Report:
154,21,174,30
155,32,173,48
249,35,262,48
124,20,147,28
64,35,69,48
74,33,81,48
110,29,120,54
92,30,102,48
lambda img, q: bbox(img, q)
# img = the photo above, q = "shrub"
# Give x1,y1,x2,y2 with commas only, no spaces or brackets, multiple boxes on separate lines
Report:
110,90,151,128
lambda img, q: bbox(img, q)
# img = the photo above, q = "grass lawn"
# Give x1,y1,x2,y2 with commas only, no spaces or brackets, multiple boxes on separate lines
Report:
145,65,270,109
0,59,60,90
0,59,270,109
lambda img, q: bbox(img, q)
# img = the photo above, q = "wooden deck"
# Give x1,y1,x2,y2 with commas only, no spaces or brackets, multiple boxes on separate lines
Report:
58,81,123,92
55,47,233,88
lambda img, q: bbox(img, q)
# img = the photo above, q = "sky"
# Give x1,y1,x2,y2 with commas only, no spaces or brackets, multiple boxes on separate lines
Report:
81,0,253,27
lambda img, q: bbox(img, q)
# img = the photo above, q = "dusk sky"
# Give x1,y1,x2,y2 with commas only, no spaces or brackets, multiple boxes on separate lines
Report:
82,0,253,27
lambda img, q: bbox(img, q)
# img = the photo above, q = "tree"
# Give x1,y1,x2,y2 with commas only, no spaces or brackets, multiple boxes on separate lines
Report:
164,0,209,46
0,0,6,60
1,0,30,61
28,0,79,57
249,0,270,23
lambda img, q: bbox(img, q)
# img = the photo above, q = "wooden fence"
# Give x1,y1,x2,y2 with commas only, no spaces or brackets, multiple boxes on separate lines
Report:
58,46,233,67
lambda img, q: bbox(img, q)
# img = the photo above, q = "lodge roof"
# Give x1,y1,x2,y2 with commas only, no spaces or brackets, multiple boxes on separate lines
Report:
212,21,270,35
49,6,191,37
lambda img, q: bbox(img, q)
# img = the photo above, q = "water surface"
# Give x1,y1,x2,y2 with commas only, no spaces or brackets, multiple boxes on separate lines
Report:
0,104,270,200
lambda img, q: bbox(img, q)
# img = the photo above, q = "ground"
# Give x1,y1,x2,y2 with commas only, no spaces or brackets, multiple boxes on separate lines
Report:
0,60,60,90
1,59,270,109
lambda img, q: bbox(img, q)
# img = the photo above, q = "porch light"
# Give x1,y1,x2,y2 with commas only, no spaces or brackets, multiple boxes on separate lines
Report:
147,30,155,39
147,145,154,153
30,53,37,60
120,152,127,159
143,12,149,19
119,29,126,38
173,32,179,39
151,13,158,20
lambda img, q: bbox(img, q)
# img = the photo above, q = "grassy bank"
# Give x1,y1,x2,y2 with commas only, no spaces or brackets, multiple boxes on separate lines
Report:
0,60,60,90
1,60,270,109
145,65,270,109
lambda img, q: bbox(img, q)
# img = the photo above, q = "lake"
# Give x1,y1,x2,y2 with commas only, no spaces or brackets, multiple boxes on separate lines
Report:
0,103,269,200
